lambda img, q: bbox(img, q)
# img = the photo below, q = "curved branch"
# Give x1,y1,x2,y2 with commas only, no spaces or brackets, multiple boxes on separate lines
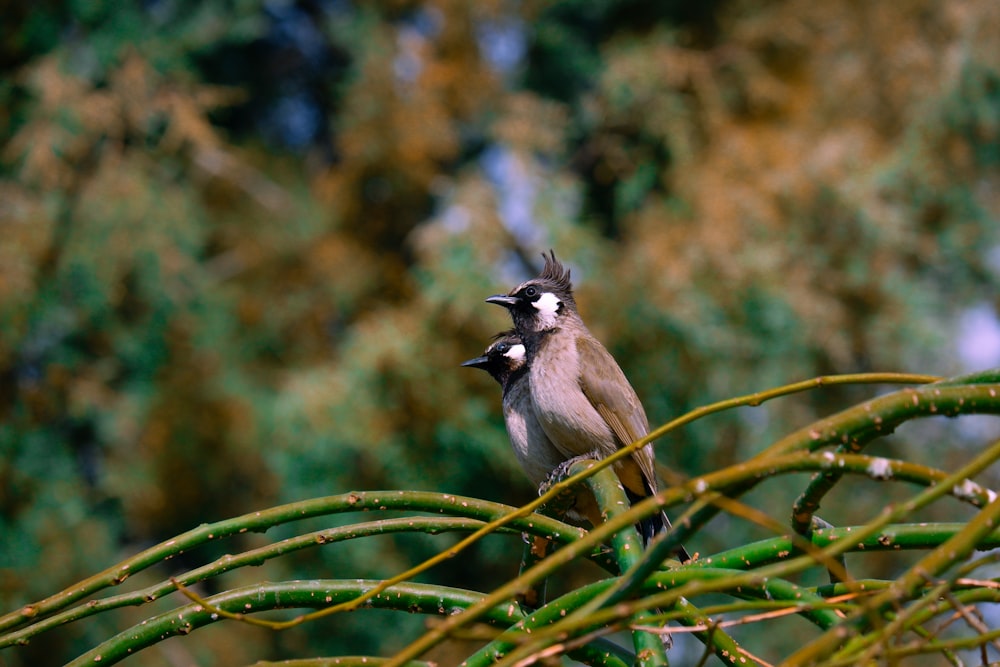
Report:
0,492,583,635
4,517,536,648
692,523,1000,571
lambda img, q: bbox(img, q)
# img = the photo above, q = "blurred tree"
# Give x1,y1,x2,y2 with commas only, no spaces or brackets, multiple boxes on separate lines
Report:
1,0,998,664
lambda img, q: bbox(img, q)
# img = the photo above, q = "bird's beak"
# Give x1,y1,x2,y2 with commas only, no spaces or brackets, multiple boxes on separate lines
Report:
486,294,518,309
461,355,490,369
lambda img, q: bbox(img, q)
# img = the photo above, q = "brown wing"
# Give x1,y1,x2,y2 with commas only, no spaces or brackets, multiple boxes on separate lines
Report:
576,334,657,496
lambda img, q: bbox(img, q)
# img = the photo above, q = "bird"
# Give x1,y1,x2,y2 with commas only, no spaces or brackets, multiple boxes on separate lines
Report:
486,251,688,560
462,331,596,525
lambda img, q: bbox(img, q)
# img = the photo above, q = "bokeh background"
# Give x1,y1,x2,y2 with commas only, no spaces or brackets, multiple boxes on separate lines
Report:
1,1,999,664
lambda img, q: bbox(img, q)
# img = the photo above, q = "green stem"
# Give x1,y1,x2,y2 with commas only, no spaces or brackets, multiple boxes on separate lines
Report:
619,383,1000,608
760,383,1000,460
63,580,518,667
815,586,1000,666
382,442,1000,667
460,578,639,667
783,436,1000,665
483,567,842,667
831,495,1000,664
545,438,1000,666
3,517,548,648
252,659,434,667
692,523,1000,572
0,491,582,634
582,461,671,666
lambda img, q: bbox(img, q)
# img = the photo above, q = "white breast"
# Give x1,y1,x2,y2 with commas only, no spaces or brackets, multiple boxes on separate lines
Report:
503,376,566,487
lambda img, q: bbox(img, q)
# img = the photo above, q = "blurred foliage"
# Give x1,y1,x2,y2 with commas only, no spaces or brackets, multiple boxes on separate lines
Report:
0,0,998,664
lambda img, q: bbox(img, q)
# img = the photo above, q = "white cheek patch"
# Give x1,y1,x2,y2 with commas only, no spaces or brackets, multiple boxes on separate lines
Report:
532,292,561,329
504,344,526,362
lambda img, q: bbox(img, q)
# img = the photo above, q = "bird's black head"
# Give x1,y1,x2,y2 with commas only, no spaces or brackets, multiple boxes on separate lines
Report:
461,331,527,388
486,250,577,334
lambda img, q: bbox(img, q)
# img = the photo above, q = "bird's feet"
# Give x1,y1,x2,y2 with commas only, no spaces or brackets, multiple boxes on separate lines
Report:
543,451,603,489
534,453,602,526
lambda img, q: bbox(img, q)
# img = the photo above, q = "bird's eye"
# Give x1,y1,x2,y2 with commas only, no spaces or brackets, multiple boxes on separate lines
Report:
524,286,538,298
496,343,509,353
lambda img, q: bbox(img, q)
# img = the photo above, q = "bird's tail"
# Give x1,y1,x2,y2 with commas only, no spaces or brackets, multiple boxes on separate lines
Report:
626,488,691,562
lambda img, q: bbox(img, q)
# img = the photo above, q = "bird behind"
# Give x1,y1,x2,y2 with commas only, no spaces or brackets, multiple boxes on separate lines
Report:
462,332,568,490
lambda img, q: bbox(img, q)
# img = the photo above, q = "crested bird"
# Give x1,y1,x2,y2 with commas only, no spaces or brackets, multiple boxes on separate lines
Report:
486,251,688,559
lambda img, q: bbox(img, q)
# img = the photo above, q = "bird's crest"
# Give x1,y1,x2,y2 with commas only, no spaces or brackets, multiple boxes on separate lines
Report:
538,250,574,295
